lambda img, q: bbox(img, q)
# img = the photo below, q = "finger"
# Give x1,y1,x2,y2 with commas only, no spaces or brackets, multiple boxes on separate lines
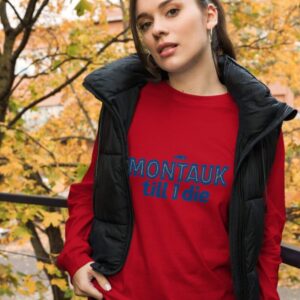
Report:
86,284,103,300
74,287,90,297
91,270,112,292
76,283,103,300
74,274,104,300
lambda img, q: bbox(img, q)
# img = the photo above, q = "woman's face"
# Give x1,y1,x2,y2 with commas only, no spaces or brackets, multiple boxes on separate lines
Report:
135,0,217,74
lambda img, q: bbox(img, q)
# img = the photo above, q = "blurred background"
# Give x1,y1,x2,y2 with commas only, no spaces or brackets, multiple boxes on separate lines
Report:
0,0,299,299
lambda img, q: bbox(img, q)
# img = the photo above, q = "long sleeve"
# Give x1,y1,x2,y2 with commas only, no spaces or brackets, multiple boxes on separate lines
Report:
257,129,286,300
56,133,99,282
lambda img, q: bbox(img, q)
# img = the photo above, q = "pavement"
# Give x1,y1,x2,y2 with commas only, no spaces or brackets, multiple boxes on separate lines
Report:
278,287,300,299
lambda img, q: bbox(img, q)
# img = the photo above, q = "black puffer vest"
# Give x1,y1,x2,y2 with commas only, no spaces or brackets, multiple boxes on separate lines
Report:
82,53,298,300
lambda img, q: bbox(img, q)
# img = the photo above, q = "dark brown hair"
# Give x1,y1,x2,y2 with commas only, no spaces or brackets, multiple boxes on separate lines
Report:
129,0,236,80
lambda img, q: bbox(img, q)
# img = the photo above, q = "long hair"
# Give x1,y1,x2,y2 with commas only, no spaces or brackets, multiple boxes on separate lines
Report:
129,0,236,80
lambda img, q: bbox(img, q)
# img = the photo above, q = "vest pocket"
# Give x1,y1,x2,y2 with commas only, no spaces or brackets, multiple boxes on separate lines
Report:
244,197,265,272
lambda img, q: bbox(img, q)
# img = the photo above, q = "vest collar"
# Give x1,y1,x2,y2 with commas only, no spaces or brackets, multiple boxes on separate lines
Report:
83,53,298,136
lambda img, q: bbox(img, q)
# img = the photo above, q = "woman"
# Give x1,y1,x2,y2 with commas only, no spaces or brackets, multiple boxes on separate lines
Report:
57,0,298,299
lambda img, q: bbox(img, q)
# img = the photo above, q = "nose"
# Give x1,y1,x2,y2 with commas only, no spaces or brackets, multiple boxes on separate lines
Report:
151,18,168,40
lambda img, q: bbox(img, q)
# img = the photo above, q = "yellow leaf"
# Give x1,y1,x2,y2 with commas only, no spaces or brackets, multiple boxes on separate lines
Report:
293,133,300,146
44,263,57,275
36,261,44,271
24,276,36,294
51,278,68,291
42,211,63,227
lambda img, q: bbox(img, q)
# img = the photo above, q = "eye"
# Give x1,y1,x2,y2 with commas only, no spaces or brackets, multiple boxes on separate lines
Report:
166,8,180,17
137,8,180,33
138,21,152,32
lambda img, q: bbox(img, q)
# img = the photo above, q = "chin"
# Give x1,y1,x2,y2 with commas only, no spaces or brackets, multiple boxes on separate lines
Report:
158,60,191,75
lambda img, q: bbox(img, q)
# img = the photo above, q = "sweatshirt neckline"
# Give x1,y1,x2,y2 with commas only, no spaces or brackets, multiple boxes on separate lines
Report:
161,80,229,100
159,80,235,108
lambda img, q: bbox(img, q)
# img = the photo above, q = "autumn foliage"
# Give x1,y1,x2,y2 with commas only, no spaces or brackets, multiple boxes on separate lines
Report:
0,0,299,298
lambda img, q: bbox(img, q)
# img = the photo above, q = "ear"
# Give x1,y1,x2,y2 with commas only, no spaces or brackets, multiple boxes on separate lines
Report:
206,3,218,30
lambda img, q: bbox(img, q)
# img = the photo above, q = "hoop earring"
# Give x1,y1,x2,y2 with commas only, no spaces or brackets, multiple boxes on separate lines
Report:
146,52,158,69
209,28,213,43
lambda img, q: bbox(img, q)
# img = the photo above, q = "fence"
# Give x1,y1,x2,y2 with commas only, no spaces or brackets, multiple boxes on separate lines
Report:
0,192,299,269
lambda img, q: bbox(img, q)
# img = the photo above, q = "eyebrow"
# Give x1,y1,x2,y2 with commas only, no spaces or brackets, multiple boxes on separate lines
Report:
136,0,175,22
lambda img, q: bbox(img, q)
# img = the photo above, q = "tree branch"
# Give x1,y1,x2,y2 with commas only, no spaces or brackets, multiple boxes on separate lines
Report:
8,26,130,128
34,221,46,234
31,0,49,24
14,52,68,76
115,38,133,43
95,26,130,56
41,163,79,168
0,0,12,32
25,219,50,263
4,0,25,26
17,128,73,179
7,60,91,128
45,223,64,255
0,124,73,179
106,0,121,8
12,0,50,61
51,136,94,143
14,0,37,34
286,207,300,222
10,53,90,98
12,28,33,62
67,74,97,137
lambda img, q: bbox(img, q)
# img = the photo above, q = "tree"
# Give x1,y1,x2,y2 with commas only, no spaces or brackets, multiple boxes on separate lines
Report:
0,0,131,298
0,0,299,298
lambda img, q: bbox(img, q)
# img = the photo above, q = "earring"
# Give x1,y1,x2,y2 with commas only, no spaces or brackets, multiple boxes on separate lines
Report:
146,51,158,68
209,28,213,43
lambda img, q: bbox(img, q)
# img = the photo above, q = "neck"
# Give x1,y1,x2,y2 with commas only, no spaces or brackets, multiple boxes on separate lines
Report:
167,48,228,96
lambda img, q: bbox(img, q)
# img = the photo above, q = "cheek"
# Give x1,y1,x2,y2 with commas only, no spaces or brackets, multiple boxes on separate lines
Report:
141,35,154,51
174,16,206,44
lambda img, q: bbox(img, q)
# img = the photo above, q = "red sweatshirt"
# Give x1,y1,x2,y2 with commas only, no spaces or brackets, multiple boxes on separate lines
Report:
57,80,286,300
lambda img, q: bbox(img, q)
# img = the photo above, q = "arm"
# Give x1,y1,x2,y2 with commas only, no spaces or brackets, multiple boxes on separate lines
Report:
56,133,99,283
257,128,285,300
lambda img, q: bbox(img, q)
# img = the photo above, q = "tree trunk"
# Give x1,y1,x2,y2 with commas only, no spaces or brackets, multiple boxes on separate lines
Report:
0,52,15,147
26,219,72,300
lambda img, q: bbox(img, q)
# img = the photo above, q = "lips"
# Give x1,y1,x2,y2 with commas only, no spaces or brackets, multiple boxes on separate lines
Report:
157,42,178,54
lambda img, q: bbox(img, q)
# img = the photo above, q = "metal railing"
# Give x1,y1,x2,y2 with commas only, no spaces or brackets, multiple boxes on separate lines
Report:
0,192,299,269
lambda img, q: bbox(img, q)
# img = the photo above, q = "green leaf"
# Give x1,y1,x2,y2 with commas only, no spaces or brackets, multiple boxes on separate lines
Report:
52,60,62,70
75,0,93,17
29,85,38,98
63,288,74,298
15,130,24,142
76,163,88,181
8,101,19,114
66,43,79,56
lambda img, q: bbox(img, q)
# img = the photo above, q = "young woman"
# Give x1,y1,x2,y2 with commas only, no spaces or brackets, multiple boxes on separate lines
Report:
57,0,298,299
